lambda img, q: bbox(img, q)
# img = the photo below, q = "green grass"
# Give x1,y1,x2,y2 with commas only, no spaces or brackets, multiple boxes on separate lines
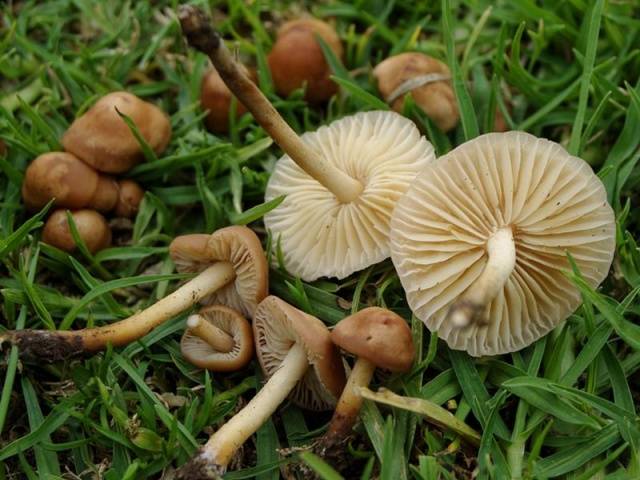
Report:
1,0,640,479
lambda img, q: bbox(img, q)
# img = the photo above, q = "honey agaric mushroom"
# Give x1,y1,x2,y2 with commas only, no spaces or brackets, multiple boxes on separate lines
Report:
62,91,171,173
319,307,414,450
2,226,267,361
176,295,345,479
43,209,112,254
181,305,253,372
373,52,459,132
114,179,145,218
201,66,255,133
390,132,616,356
178,7,435,281
22,152,119,212
267,18,343,103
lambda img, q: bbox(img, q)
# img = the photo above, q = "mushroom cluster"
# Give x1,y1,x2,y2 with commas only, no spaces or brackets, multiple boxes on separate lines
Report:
21,91,171,253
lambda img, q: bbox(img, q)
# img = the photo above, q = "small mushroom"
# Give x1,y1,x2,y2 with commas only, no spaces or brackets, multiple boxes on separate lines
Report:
175,295,345,478
201,66,255,133
319,307,414,450
178,7,435,281
4,226,268,361
267,18,343,103
390,132,616,356
180,305,254,372
22,152,119,212
114,179,145,218
42,208,112,254
373,52,459,132
62,91,172,173
0,139,6,156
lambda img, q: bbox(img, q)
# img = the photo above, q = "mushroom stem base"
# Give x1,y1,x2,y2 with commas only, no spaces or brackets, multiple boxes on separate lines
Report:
200,342,309,468
187,314,235,353
449,227,516,327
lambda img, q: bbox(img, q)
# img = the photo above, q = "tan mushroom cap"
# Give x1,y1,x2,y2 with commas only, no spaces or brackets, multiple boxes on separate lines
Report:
114,179,145,218
201,66,255,133
43,209,112,254
253,296,346,411
331,307,415,372
181,305,254,371
62,91,171,173
169,226,268,318
264,110,435,281
373,52,458,132
390,131,616,356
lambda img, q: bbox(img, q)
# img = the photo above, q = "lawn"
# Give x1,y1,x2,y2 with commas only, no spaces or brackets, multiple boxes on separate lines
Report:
1,0,640,479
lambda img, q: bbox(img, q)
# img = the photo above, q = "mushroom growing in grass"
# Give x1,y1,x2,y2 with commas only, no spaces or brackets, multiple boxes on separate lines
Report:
390,132,616,356
113,179,145,218
43,209,112,254
181,305,254,372
318,307,414,451
2,226,267,361
201,66,255,133
179,7,435,281
62,91,172,173
175,295,346,479
373,52,459,132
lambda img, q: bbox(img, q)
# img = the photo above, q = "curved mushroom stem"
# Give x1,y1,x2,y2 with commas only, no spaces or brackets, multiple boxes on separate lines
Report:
178,6,363,204
177,342,309,476
320,357,376,449
187,314,234,353
448,227,516,327
6,262,236,360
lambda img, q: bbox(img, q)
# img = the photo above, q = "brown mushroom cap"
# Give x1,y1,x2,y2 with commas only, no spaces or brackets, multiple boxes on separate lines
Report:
201,66,255,133
114,179,145,218
169,226,268,318
390,131,616,356
0,139,6,156
253,296,346,410
62,91,172,173
373,52,459,132
267,18,343,103
331,307,415,372
42,209,112,254
181,305,254,371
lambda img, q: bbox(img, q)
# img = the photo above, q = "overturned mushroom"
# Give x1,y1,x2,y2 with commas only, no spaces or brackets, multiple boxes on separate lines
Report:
179,7,434,281
2,226,267,361
62,91,172,173
43,209,112,254
390,132,616,356
181,305,254,372
175,295,345,478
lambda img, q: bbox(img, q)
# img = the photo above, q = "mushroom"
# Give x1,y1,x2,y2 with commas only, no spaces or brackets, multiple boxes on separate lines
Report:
62,91,172,173
0,139,6,156
179,7,435,281
267,18,343,103
390,131,616,356
113,179,145,218
42,208,112,254
22,152,119,212
3,226,268,361
175,295,345,478
181,305,254,372
373,52,459,132
319,307,414,450
201,66,255,133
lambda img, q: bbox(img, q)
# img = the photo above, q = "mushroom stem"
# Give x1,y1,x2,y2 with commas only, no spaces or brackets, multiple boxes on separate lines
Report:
187,342,308,472
449,227,516,327
178,6,363,204
186,314,235,353
321,357,376,447
7,262,236,359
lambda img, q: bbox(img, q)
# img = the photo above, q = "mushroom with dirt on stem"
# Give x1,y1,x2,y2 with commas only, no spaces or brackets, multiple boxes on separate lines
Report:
175,295,346,479
1,226,268,361
43,208,112,254
181,304,254,372
390,131,616,356
178,6,435,281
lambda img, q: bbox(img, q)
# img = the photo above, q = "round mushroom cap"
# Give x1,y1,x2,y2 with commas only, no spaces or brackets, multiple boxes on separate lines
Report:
390,131,616,356
62,91,172,173
201,66,254,133
181,305,254,371
267,18,343,103
331,307,415,372
42,209,112,254
169,226,268,318
373,52,459,133
264,110,435,281
114,179,145,218
253,296,346,411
